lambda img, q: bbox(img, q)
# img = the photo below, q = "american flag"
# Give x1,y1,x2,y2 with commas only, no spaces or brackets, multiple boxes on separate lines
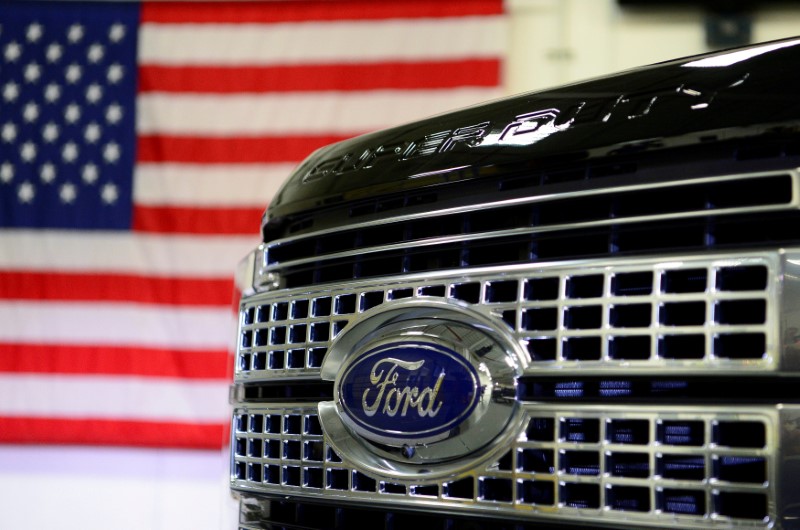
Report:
0,0,504,523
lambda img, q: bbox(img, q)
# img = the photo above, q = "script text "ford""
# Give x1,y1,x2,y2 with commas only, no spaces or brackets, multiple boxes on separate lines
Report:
361,358,444,418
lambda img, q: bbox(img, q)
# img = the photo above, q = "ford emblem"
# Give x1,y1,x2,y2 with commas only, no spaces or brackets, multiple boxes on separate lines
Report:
318,301,524,479
338,341,481,442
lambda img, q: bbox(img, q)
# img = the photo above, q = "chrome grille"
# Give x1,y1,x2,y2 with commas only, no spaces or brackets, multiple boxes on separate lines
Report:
231,404,776,527
258,170,798,289
236,251,780,381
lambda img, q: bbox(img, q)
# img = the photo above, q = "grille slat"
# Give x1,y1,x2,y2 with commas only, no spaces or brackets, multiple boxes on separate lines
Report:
231,405,776,526
236,253,777,380
262,171,797,289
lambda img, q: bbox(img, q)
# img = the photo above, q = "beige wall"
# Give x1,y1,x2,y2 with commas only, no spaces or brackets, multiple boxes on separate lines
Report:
506,0,800,94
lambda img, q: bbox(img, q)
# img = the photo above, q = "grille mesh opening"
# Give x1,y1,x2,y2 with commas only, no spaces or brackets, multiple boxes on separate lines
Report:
353,472,377,492
715,300,767,325
607,452,649,478
291,300,309,319
327,468,349,490
284,415,302,434
717,265,768,291
658,454,705,480
563,337,601,361
659,334,705,359
419,285,446,297
444,477,473,499
305,468,323,488
609,336,650,360
526,338,557,361
519,480,555,505
519,449,554,473
412,485,439,497
714,333,765,359
607,485,650,512
486,280,519,303
305,441,323,461
714,421,766,448
561,483,600,509
658,420,704,446
389,287,414,300
714,456,767,484
382,482,407,495
525,277,560,300
247,438,261,458
607,420,649,444
561,450,600,476
312,297,332,317
269,350,285,369
497,451,513,471
265,440,280,459
283,440,301,460
610,303,651,328
662,268,707,293
479,478,513,502
284,466,301,486
522,308,558,331
716,491,768,520
451,282,480,303
567,275,604,298
565,306,602,330
526,418,555,441
659,489,706,516
660,302,705,326
561,418,600,443
335,295,357,315
361,291,384,311
612,271,653,296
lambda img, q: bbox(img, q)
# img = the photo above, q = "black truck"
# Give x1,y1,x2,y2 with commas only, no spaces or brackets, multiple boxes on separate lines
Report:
231,38,800,529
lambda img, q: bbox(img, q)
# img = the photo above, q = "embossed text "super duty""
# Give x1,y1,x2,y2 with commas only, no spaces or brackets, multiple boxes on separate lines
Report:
303,73,749,183
361,358,444,418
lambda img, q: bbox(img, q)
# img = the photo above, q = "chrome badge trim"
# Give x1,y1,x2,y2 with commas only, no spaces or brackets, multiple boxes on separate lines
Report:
318,299,529,481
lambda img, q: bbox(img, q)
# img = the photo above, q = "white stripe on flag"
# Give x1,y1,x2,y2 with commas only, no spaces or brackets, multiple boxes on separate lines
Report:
0,374,228,421
136,88,505,135
139,17,506,65
0,302,233,349
133,163,292,206
0,446,231,530
0,231,258,275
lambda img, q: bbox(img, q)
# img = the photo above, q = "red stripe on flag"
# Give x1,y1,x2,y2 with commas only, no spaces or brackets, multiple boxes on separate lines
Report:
138,60,501,93
137,134,351,164
141,0,503,24
0,271,232,306
0,343,228,380
0,417,225,449
132,204,264,235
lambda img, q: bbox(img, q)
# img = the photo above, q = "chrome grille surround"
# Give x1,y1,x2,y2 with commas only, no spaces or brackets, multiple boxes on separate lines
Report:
227,45,800,529
236,251,781,381
230,403,780,527
231,249,800,528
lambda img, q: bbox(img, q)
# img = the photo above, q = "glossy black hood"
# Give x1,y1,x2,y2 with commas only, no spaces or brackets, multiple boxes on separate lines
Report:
266,38,800,223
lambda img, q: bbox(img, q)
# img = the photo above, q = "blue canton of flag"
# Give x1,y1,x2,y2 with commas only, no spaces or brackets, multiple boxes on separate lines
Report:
0,1,138,230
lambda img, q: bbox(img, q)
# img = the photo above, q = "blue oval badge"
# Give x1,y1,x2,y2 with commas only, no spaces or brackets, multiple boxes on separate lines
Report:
338,342,481,441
